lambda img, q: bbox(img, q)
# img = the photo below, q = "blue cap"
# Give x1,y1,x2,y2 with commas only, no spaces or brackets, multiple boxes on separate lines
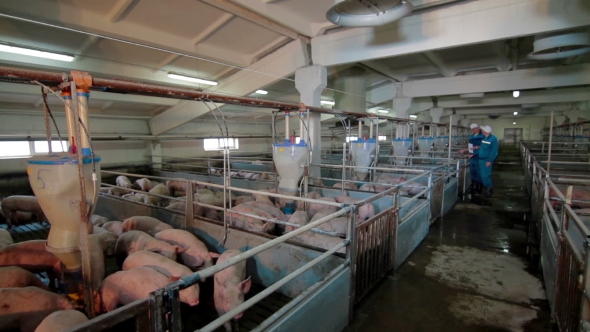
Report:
27,153,101,165
273,139,308,147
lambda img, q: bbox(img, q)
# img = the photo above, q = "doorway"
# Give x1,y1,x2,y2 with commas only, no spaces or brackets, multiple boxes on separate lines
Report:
504,128,523,144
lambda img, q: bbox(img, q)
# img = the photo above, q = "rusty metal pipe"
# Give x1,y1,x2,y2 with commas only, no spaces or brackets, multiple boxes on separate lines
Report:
0,65,416,122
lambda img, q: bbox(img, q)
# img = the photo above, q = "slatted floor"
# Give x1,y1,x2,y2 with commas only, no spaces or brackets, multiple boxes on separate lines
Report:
1,221,50,242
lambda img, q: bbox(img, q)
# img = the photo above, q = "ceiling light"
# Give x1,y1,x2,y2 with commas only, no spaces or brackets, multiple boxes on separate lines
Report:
377,109,388,113
255,90,268,95
321,100,335,106
168,73,218,86
0,44,74,62
513,90,520,98
513,122,516,125
409,115,418,119
513,111,518,115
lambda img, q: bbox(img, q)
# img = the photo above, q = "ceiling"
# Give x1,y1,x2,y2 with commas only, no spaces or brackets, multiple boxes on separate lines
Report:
0,0,587,131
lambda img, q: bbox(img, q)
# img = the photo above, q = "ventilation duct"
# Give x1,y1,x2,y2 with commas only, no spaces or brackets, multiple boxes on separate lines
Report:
528,32,590,60
326,0,413,27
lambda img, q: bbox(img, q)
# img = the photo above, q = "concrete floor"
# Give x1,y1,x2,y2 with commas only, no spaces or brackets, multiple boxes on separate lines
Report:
347,147,554,332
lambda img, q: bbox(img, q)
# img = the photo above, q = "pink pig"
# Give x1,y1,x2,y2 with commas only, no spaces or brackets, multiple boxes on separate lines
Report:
154,229,220,271
121,216,173,236
214,249,252,332
115,230,185,262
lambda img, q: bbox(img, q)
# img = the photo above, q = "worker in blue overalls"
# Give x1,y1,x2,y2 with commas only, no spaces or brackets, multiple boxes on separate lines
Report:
467,123,484,193
478,125,499,197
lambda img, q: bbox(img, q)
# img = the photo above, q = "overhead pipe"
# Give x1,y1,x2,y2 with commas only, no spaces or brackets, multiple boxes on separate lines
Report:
0,66,422,124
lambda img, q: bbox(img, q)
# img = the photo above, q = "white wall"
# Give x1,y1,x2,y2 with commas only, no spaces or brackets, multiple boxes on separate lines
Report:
466,116,549,141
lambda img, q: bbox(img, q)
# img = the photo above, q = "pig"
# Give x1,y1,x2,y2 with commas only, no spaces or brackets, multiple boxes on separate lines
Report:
286,211,309,232
166,180,188,198
214,250,252,331
291,231,346,254
197,188,215,196
239,201,287,221
209,168,221,175
145,184,171,206
0,287,74,332
215,191,235,201
107,187,128,197
359,184,376,192
0,266,50,290
227,206,276,233
102,221,124,236
197,193,224,207
0,240,61,284
121,216,173,236
1,195,45,226
115,230,185,262
166,201,205,218
122,250,200,306
99,187,111,194
335,196,376,221
204,208,221,221
122,193,143,203
296,191,323,210
135,178,153,192
34,310,88,332
91,231,118,256
0,228,13,248
154,229,220,271
397,177,425,196
116,176,133,188
310,212,348,235
332,182,358,190
97,267,172,313
307,197,338,218
91,215,109,227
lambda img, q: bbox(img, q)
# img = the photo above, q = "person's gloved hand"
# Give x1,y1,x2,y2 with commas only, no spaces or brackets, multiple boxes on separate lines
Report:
486,161,491,167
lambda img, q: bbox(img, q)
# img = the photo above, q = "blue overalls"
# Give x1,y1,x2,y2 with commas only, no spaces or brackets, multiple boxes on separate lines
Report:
478,134,499,189
469,131,484,185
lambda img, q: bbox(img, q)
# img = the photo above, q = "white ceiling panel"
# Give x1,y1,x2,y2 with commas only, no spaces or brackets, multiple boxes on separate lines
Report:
200,17,282,54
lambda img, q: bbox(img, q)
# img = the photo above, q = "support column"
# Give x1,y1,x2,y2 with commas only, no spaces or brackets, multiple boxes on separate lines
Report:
334,67,366,113
393,97,413,138
429,107,444,124
149,140,162,169
295,65,327,180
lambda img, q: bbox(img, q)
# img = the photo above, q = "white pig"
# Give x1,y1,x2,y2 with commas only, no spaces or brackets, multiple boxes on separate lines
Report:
214,250,252,332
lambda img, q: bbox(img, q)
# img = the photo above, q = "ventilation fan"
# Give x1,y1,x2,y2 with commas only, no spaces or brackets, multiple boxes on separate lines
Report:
326,0,413,27
528,32,590,60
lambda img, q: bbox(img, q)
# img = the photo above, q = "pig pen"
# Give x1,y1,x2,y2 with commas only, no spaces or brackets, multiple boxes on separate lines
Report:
76,175,355,332
521,142,590,332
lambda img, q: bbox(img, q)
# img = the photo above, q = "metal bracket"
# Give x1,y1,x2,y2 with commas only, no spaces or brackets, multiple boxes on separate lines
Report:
71,70,92,91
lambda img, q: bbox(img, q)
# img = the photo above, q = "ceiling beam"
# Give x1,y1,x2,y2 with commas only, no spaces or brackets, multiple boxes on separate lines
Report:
0,2,250,67
244,36,291,65
149,39,310,135
311,0,590,66
77,35,100,55
422,51,455,77
359,61,407,82
191,12,234,45
400,63,590,98
107,0,136,23
200,0,308,41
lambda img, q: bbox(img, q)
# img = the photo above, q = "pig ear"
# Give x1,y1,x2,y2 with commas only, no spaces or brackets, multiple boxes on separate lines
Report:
169,275,181,282
239,276,252,294
209,252,221,259
174,245,186,254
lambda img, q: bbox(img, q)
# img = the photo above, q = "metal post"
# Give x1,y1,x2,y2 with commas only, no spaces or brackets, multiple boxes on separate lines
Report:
347,208,358,322
548,111,554,174
342,142,347,195
184,180,194,229
284,111,290,140
440,168,446,220
71,81,95,318
219,148,229,246
448,117,453,160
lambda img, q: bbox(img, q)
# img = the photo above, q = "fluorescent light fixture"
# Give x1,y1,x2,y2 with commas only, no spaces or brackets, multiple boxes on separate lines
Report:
320,100,335,106
377,109,388,113
255,90,268,95
168,73,218,86
409,115,418,119
513,111,518,115
513,90,520,98
0,44,74,62
513,122,516,125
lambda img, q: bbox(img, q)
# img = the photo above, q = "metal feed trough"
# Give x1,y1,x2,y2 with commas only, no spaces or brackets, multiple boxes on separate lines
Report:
521,141,590,332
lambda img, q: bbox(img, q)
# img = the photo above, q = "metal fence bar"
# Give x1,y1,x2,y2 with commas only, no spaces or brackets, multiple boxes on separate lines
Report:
198,242,349,332
65,299,150,332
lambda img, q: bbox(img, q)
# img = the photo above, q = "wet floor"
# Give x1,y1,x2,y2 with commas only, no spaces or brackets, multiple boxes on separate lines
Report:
347,146,554,332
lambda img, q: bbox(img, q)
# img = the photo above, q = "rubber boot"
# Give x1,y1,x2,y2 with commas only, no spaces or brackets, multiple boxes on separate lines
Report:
466,183,475,194
484,187,493,198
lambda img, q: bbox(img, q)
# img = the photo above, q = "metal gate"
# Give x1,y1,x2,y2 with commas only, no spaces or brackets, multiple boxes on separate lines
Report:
354,206,398,303
430,177,444,222
554,235,583,332
504,128,523,145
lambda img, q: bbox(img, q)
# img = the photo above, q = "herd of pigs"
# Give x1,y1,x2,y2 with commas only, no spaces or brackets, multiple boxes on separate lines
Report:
0,215,251,332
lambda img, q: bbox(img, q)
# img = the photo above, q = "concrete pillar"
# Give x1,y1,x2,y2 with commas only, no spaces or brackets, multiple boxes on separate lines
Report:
393,97,413,138
334,67,366,113
295,65,327,180
429,107,444,124
149,140,162,169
